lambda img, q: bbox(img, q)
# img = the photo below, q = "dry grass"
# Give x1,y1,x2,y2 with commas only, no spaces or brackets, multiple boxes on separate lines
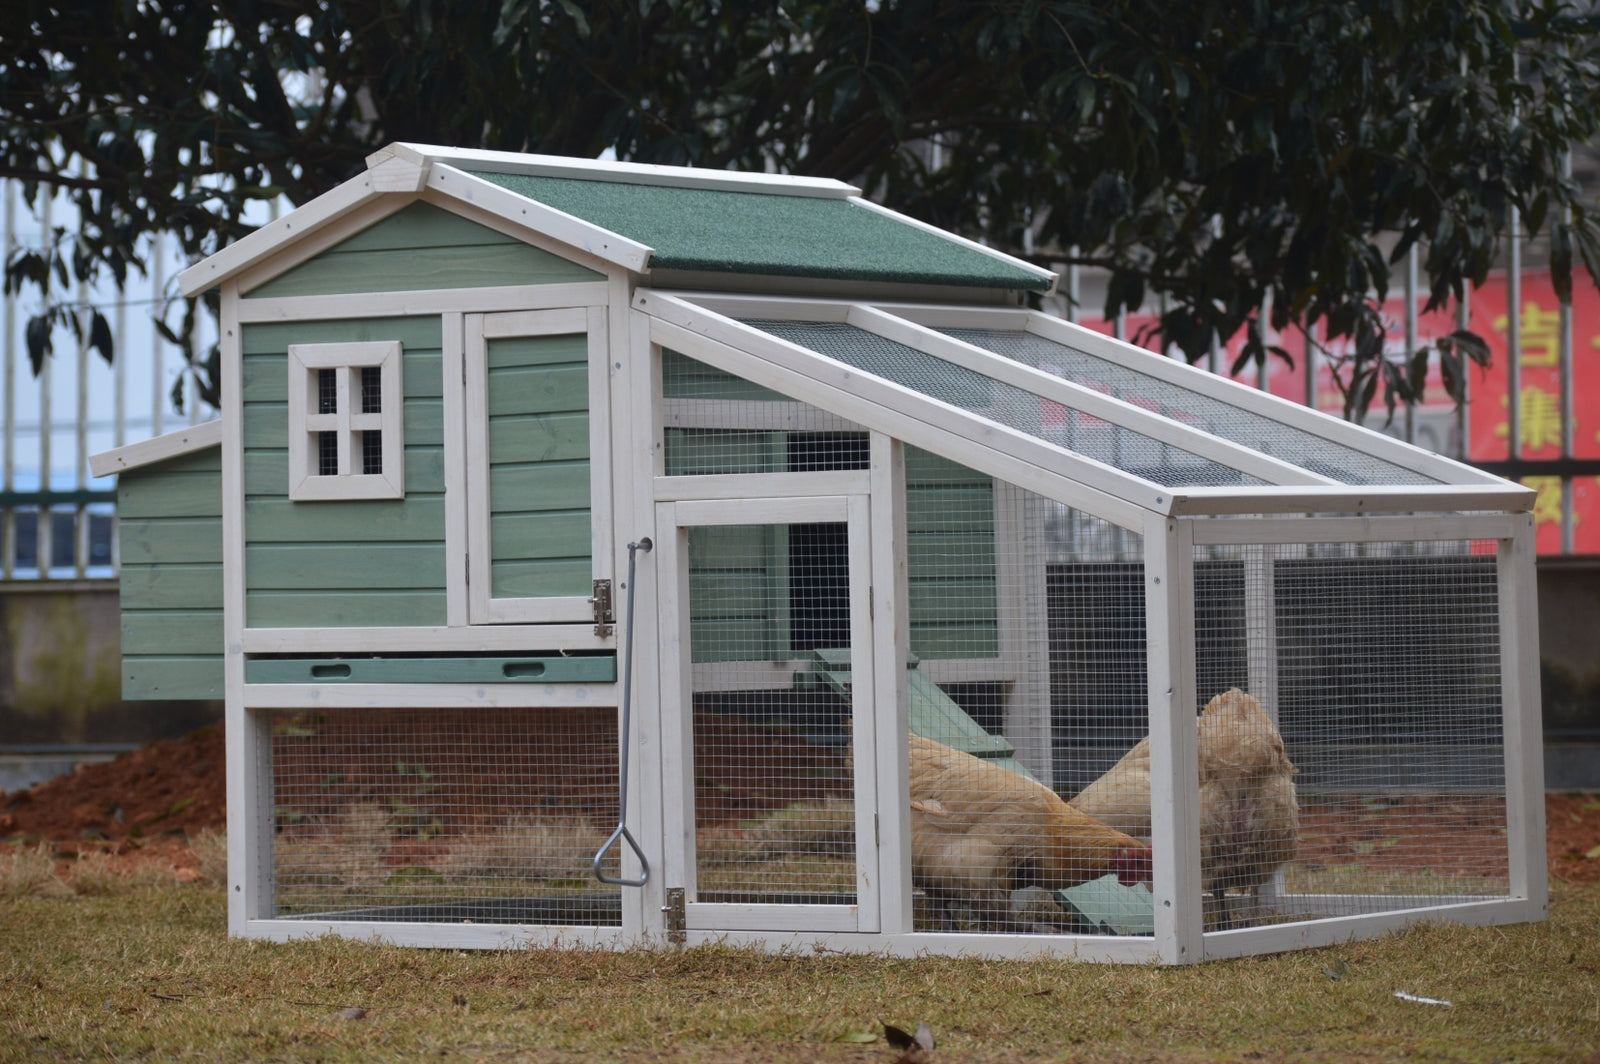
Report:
3,858,1596,1064
444,817,609,884
0,842,73,899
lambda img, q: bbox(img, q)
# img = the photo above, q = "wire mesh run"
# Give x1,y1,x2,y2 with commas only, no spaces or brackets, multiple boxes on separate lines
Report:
267,707,623,925
1191,537,1509,926
941,327,1439,487
685,521,858,904
744,320,1265,488
661,348,868,475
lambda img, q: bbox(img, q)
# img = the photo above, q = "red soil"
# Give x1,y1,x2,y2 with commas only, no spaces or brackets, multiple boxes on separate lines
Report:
4,722,1597,885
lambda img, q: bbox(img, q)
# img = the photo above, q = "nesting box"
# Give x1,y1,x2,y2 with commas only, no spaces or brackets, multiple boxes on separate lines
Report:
91,144,1546,962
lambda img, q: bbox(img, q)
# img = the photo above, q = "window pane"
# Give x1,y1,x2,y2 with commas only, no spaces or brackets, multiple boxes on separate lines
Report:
361,366,383,414
319,431,339,475
361,430,383,475
318,369,337,414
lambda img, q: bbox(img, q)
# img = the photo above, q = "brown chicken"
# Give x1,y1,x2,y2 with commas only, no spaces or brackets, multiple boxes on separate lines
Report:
1068,688,1299,927
909,733,1152,931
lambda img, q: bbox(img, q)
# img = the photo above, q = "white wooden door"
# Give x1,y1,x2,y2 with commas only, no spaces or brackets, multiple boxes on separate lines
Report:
655,494,879,934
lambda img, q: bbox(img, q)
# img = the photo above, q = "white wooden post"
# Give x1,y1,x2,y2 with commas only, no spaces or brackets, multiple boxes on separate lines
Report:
869,432,912,934
1144,510,1203,963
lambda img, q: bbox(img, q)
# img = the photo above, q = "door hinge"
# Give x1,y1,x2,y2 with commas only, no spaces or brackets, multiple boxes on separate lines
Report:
663,886,686,946
590,578,614,638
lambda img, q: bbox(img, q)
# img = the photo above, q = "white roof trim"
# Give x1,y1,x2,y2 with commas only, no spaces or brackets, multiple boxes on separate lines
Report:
374,142,861,198
90,419,221,478
425,164,653,273
178,162,404,297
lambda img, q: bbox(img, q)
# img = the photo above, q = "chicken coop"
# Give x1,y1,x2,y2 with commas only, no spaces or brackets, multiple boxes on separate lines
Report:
92,143,1546,963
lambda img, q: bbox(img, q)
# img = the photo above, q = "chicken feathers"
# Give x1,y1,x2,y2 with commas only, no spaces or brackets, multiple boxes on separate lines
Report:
1068,689,1299,925
909,733,1152,930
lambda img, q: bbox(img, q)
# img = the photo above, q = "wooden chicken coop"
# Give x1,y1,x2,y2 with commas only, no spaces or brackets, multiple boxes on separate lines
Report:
91,144,1547,962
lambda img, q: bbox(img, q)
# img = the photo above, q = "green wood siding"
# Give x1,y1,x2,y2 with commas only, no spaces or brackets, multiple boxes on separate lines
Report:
244,202,603,299
486,332,593,601
116,447,224,699
905,447,998,659
687,524,790,662
242,317,449,628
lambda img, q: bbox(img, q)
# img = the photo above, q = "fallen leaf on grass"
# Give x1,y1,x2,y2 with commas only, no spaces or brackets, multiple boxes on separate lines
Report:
1585,844,1600,860
835,1029,878,1044
1321,959,1349,981
337,1007,366,1021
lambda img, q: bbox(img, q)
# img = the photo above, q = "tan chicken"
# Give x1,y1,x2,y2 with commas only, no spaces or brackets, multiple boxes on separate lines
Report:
909,733,1152,931
1068,688,1299,928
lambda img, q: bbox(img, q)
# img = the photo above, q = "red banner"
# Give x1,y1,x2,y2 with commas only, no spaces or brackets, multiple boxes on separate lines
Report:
1075,271,1600,553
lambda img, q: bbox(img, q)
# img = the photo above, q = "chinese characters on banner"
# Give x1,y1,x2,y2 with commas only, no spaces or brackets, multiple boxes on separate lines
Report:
1074,270,1597,553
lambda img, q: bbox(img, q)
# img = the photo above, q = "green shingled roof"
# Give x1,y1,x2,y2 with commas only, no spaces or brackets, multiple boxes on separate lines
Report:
466,170,1052,291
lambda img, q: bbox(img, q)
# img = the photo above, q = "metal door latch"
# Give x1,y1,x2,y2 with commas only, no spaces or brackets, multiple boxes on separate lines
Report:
663,887,686,946
590,578,614,637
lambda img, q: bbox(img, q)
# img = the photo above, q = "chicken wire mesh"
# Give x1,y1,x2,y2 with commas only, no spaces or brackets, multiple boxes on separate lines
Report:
940,327,1439,487
1191,537,1509,925
744,319,1266,489
266,707,623,924
661,348,867,475
684,521,858,905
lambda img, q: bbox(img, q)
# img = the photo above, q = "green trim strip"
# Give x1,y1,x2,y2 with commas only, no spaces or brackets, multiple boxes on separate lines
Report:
244,655,618,685
1,489,117,507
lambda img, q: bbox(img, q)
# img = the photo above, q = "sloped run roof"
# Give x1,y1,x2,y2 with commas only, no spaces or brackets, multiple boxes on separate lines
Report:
468,169,1050,290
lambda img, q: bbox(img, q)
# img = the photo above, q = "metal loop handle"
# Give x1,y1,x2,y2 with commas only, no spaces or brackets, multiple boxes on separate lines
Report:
593,538,652,887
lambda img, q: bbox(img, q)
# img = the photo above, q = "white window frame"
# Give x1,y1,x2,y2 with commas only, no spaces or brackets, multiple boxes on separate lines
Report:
286,340,405,501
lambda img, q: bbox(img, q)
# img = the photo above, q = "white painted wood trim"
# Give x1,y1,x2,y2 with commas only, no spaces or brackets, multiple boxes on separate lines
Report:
993,480,1053,786
239,623,614,654
427,164,654,272
1197,897,1545,961
662,397,861,434
847,491,881,933
653,505,696,899
379,141,860,198
846,196,1057,289
286,340,404,501
678,929,1159,962
605,273,653,935
845,304,1337,487
90,418,221,477
1165,484,1534,516
663,293,854,322
1500,515,1548,911
416,190,625,279
870,433,914,936
638,290,1162,527
240,918,630,950
239,682,619,709
1188,513,1524,546
670,493,851,526
652,470,872,501
218,282,264,932
230,195,415,297
684,905,862,934
235,281,612,323
441,312,470,627
1145,511,1204,965
179,171,393,296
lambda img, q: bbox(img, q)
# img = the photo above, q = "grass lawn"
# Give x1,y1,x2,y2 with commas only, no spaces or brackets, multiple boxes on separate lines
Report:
3,851,1597,1064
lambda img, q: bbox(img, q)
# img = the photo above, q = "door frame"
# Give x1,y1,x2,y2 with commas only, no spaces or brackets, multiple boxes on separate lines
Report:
463,306,612,625
654,492,879,934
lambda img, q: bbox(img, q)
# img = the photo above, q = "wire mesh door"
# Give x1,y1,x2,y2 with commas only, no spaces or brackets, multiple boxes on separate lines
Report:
656,494,878,934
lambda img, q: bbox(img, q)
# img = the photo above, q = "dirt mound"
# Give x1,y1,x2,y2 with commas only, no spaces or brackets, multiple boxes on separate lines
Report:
3,722,1598,886
1,725,226,852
